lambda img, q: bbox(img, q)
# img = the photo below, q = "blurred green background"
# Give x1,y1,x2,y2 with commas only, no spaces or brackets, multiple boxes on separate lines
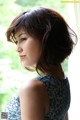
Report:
0,0,69,113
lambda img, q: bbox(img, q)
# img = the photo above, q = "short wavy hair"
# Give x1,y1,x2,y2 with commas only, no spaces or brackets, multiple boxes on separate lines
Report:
6,7,77,75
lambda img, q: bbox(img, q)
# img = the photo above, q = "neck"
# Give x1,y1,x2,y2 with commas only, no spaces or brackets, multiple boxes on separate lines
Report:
52,64,65,79
45,64,65,79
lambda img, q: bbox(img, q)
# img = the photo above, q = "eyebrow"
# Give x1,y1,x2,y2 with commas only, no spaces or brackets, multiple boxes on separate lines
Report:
18,32,26,37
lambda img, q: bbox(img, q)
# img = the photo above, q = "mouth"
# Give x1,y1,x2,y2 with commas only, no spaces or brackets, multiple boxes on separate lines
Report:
20,55,26,60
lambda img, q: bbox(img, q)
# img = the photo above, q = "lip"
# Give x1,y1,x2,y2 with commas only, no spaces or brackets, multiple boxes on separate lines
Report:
20,55,26,60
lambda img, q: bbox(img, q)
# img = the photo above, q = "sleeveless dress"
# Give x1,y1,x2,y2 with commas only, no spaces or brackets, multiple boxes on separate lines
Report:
5,75,70,120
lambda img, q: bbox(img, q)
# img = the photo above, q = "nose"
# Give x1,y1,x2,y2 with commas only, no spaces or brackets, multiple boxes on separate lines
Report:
16,45,22,53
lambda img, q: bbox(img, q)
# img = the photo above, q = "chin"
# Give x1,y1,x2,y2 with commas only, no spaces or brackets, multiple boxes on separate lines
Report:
23,62,36,70
22,60,37,67
23,62,34,67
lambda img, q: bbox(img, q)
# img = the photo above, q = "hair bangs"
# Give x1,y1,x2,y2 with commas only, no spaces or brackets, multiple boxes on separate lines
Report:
6,13,30,43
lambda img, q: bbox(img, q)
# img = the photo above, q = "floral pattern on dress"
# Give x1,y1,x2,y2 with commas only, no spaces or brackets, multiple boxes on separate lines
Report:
5,75,70,120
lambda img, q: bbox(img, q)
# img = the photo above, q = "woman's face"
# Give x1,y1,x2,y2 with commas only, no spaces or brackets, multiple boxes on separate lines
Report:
15,29,41,67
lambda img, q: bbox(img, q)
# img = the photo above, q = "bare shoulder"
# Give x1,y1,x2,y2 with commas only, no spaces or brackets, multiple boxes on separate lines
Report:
19,77,49,120
19,77,45,93
19,77,48,104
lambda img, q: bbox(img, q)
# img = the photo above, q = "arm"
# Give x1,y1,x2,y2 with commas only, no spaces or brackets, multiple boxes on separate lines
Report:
64,112,68,120
19,79,46,120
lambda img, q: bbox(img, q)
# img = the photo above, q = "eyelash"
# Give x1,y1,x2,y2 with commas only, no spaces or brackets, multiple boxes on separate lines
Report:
15,37,27,44
15,41,17,44
21,38,27,41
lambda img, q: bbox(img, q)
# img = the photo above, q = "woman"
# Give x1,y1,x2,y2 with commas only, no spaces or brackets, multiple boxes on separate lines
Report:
5,7,77,120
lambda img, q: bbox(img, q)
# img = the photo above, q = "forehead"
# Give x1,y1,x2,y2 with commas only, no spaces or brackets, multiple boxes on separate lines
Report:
15,28,28,38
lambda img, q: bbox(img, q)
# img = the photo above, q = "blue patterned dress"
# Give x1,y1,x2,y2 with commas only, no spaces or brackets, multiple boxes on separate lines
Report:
5,75,70,120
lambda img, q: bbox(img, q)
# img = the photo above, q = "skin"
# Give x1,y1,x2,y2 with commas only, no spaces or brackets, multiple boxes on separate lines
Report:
65,113,68,120
15,29,41,67
15,28,49,120
19,79,49,120
15,28,68,120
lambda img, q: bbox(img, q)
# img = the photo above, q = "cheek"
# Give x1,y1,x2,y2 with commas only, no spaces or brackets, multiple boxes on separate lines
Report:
30,46,41,59
33,42,41,57
28,42,41,60
23,38,41,57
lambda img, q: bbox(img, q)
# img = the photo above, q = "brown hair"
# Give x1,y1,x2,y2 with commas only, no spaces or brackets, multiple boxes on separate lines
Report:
6,7,77,75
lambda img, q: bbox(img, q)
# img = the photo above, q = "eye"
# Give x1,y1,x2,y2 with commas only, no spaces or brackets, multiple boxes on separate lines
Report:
21,37,27,41
20,37,27,42
15,41,18,44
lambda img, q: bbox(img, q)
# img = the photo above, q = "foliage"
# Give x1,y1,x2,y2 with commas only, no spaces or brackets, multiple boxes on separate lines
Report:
0,0,68,113
15,0,68,17
0,0,68,26
0,0,21,26
16,0,37,7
